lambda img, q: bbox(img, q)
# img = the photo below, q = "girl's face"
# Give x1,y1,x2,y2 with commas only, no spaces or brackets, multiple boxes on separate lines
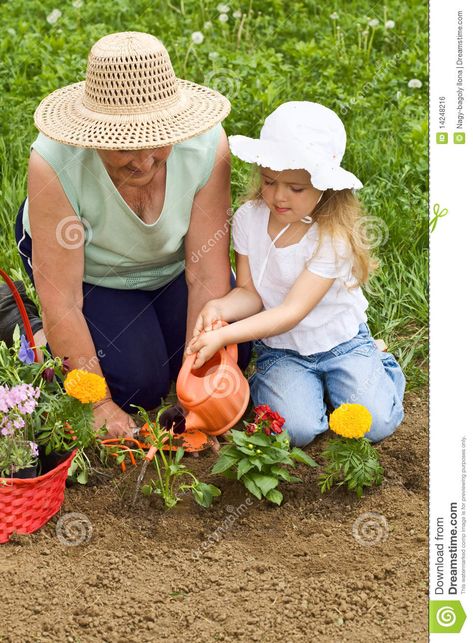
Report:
260,167,322,223
97,146,173,187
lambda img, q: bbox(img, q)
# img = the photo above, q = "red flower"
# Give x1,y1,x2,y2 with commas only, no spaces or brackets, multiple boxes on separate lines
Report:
61,357,71,374
254,404,273,421
42,367,55,383
262,425,271,436
271,421,283,434
245,423,258,435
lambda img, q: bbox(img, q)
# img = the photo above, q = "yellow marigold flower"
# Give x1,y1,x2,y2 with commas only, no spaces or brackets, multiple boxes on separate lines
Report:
329,403,372,439
64,369,107,404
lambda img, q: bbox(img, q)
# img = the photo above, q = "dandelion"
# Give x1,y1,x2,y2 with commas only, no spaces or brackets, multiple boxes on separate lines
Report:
329,404,372,439
233,10,242,18
7,28,16,37
191,31,204,45
46,9,62,24
208,51,219,60
330,12,339,20
368,18,379,28
204,21,213,30
408,78,422,89
385,20,395,29
72,0,83,8
64,369,107,404
219,13,229,23
217,3,230,12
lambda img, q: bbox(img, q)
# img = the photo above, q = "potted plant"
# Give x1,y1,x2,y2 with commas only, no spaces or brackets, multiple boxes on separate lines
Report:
212,405,317,505
0,327,107,483
0,382,40,478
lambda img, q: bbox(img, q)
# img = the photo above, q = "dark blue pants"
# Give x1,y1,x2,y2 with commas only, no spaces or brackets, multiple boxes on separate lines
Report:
15,202,251,412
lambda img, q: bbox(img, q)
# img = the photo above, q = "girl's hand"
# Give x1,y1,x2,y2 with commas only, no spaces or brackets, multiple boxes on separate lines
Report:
93,399,138,439
186,329,225,369
192,300,224,337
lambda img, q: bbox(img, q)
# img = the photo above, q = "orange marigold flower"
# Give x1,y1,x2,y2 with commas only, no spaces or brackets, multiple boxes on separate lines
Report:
329,403,372,439
64,369,107,404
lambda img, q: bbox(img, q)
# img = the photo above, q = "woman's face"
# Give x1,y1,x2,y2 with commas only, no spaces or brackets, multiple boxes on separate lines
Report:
260,167,322,223
97,146,173,187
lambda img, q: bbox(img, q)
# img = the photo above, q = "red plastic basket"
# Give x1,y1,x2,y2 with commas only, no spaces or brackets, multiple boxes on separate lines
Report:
0,450,76,543
0,269,74,543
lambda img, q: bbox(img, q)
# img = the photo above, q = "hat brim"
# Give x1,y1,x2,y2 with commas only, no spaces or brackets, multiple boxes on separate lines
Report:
229,135,363,191
34,79,231,150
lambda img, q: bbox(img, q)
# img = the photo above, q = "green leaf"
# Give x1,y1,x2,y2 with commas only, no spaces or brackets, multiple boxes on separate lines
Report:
266,488,283,505
290,448,317,467
12,324,20,344
245,434,271,447
192,482,221,508
237,457,254,479
251,473,279,496
211,454,238,474
242,474,262,499
175,447,185,464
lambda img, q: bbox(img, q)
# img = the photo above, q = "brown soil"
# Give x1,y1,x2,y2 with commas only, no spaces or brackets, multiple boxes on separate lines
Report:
0,389,428,643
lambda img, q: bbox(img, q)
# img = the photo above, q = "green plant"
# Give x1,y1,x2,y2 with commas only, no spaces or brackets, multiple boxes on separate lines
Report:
0,327,106,482
318,404,384,497
212,405,317,505
318,437,384,497
133,405,221,509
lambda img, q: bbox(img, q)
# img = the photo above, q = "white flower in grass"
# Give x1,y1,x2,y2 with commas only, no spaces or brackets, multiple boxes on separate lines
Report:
217,3,230,12
7,28,16,36
209,51,219,60
330,12,339,20
219,13,229,23
385,20,395,29
191,31,204,44
204,21,213,30
408,78,422,89
396,90,402,100
47,9,62,24
72,0,83,8
233,10,242,19
368,18,379,27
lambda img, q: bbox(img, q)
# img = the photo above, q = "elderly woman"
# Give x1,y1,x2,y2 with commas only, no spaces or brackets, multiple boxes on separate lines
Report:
9,32,250,437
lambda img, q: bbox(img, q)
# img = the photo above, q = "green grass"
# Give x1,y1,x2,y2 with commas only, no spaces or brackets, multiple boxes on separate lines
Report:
0,0,427,389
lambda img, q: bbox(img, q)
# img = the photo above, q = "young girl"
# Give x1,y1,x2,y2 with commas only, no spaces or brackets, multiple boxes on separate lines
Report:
186,101,405,447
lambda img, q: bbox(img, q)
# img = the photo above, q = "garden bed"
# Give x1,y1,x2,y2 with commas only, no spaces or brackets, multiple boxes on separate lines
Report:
0,388,427,643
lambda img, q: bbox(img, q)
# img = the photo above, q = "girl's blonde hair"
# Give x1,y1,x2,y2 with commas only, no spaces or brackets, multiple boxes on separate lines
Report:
244,168,378,287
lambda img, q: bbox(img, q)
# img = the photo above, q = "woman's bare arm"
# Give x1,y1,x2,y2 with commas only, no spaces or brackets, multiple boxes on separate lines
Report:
28,150,135,436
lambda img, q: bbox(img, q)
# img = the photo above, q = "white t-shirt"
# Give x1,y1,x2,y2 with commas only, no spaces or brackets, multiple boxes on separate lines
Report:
231,200,369,355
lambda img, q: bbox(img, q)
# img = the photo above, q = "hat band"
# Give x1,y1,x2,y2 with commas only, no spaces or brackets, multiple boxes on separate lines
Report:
82,87,181,115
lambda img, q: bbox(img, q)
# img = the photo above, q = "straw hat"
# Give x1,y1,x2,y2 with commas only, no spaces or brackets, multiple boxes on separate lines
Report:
34,32,231,150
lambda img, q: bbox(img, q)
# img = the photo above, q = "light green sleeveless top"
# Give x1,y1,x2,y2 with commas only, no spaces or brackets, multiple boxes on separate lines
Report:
23,125,222,290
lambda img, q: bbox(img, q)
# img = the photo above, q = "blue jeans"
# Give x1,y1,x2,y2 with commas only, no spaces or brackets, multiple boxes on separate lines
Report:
250,323,406,447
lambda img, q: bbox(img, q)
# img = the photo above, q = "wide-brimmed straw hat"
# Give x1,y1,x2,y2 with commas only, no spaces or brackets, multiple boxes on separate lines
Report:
229,101,362,191
34,31,231,150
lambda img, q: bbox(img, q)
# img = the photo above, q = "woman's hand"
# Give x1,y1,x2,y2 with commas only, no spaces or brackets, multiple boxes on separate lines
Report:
186,328,225,369
93,399,138,438
192,300,224,337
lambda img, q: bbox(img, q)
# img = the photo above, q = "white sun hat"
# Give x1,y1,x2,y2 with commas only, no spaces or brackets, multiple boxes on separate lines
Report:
34,32,231,150
228,101,362,190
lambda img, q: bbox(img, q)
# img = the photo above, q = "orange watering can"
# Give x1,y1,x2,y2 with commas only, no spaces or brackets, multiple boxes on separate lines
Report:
176,322,250,436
